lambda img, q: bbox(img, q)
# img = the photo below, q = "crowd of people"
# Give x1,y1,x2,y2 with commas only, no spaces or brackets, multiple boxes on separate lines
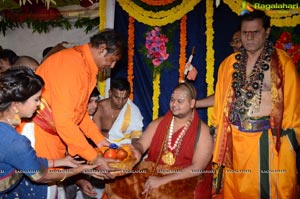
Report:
0,9,299,199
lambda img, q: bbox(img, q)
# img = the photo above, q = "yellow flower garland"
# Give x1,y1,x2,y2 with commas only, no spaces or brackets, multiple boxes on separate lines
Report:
99,0,106,30
179,15,187,82
116,0,201,26
152,70,161,120
97,0,107,96
223,0,300,27
205,0,215,126
128,16,135,100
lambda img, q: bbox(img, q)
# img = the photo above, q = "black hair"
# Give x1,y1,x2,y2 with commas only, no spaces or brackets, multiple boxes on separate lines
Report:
90,87,100,98
0,49,18,65
90,29,125,56
110,78,130,93
240,9,271,30
42,46,53,58
0,67,44,112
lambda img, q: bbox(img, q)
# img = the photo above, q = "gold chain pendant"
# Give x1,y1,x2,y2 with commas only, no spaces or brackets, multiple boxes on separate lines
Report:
161,151,175,165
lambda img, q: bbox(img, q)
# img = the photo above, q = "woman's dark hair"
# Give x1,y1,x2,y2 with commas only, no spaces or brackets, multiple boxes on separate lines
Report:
240,9,271,30
90,29,125,56
0,67,44,112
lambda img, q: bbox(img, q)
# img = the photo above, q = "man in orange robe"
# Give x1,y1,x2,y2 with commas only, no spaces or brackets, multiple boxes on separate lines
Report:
105,82,213,199
24,30,125,169
212,10,300,199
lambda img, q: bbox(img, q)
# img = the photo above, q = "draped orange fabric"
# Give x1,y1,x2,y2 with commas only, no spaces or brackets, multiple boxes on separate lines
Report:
212,48,300,198
32,44,105,160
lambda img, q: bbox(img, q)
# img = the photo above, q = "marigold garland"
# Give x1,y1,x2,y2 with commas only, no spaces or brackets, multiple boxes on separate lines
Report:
140,0,176,6
152,69,161,120
205,0,215,126
179,15,187,82
97,0,107,96
128,16,135,100
223,0,300,27
99,0,106,31
97,72,105,97
116,0,201,26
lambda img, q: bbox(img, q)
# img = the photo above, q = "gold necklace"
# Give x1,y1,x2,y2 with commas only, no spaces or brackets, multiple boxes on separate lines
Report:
0,119,15,127
161,115,193,166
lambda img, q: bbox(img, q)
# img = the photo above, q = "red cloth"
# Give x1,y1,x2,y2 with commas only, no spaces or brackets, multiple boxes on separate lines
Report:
146,110,212,198
147,111,199,167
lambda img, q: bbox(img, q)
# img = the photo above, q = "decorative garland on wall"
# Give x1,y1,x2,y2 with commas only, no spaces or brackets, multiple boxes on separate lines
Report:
116,0,201,26
0,16,100,35
179,15,187,82
0,2,100,35
205,0,215,126
223,0,300,27
99,0,106,30
97,0,107,97
128,16,135,100
122,0,202,120
152,69,161,120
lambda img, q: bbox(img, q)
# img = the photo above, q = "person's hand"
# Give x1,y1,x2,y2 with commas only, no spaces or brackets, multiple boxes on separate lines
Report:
80,163,98,171
64,155,86,167
53,155,85,168
76,179,97,197
130,144,142,165
89,156,119,180
142,176,167,195
96,139,110,149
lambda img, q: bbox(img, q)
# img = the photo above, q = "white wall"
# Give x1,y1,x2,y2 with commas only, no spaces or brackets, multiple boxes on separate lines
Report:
0,26,98,63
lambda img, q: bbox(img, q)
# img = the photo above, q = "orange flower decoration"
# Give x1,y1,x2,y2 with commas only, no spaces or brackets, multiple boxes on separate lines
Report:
179,15,187,82
128,16,135,100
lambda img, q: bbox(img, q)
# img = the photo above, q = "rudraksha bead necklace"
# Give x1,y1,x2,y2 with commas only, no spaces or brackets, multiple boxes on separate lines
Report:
229,40,273,122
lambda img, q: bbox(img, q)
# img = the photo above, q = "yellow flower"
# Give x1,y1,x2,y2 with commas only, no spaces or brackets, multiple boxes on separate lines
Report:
205,0,214,125
117,0,201,26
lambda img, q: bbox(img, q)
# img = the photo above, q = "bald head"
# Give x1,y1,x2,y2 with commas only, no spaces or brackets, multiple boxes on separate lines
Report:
14,56,39,71
174,82,197,100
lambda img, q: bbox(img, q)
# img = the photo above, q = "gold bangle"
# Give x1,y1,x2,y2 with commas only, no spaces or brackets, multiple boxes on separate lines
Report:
60,172,67,182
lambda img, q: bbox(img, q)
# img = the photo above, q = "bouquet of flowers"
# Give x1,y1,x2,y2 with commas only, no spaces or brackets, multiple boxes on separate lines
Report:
275,31,300,73
145,27,169,67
